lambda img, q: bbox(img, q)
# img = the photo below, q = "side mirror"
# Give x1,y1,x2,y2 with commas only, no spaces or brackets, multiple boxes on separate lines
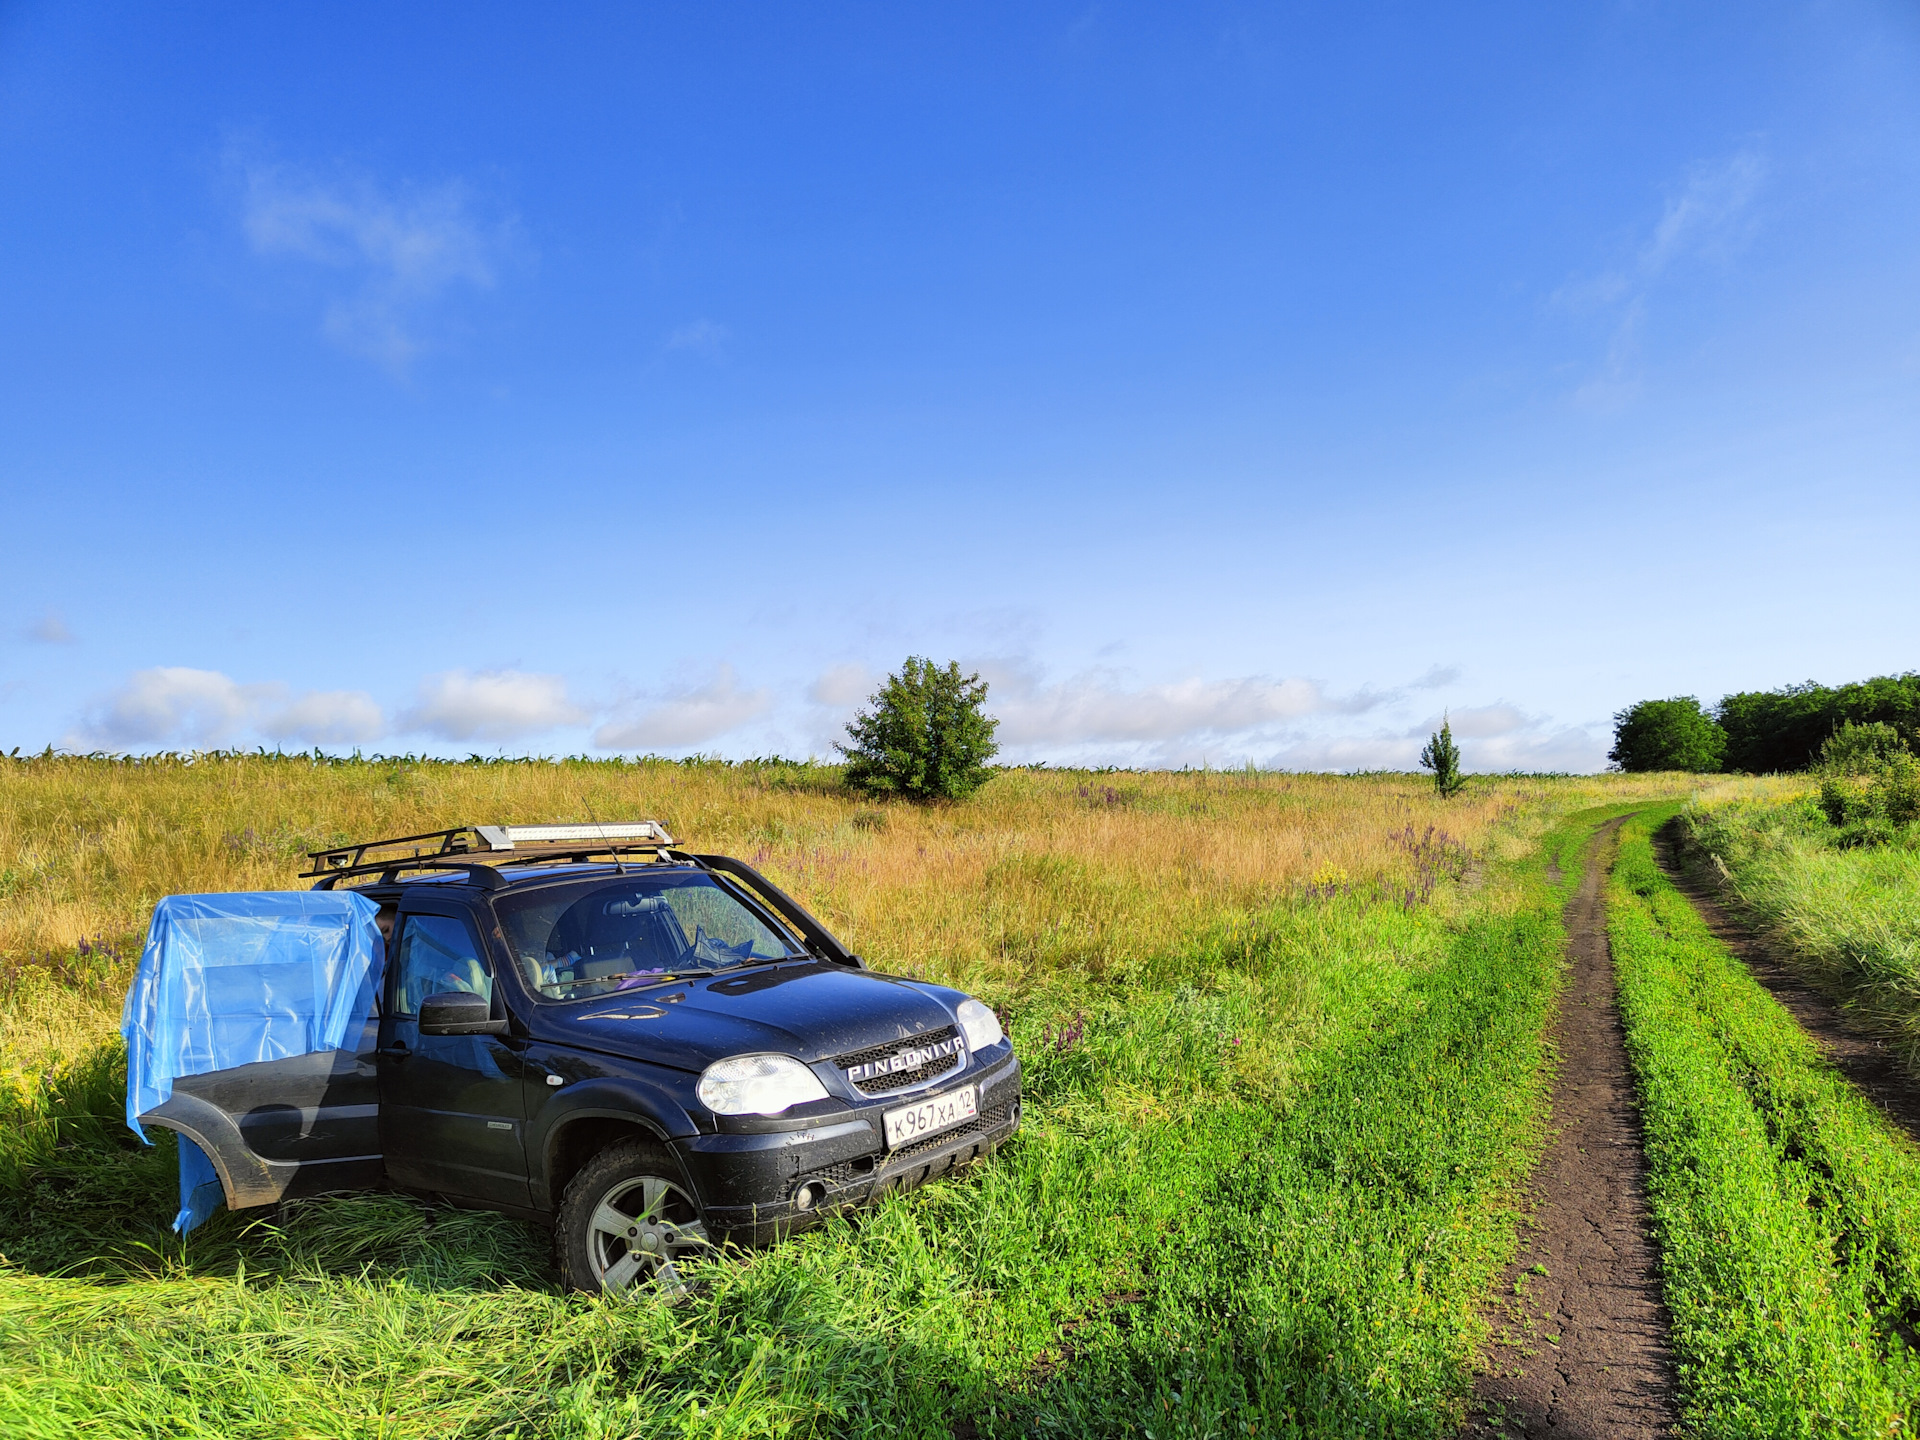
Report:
418,991,508,1036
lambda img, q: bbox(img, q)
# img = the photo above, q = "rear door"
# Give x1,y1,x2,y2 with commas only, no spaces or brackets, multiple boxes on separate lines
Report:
147,1013,384,1209
378,902,531,1206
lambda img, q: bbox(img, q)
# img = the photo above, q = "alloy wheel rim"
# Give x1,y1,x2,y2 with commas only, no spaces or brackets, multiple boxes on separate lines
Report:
585,1174,710,1297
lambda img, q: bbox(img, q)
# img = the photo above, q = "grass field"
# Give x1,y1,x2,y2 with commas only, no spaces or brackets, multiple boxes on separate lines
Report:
1608,809,1920,1436
0,754,1684,1437
1684,787,1920,1070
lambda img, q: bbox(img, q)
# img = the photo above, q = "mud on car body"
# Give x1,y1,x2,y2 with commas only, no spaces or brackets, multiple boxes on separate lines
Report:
139,822,1022,1295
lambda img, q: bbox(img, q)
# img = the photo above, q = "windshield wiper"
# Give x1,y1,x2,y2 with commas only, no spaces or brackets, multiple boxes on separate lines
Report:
576,955,807,993
607,969,706,989
690,954,807,977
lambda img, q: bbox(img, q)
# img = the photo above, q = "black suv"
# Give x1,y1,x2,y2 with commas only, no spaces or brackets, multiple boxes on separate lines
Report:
140,823,1022,1295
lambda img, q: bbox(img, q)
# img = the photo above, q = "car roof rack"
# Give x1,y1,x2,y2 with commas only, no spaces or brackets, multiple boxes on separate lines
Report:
304,821,679,888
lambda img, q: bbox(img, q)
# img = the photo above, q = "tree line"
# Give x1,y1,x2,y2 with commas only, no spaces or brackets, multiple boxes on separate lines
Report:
1611,672,1920,773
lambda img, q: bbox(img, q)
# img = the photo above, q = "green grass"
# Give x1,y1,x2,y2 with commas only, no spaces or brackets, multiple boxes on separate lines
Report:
1608,808,1920,1436
0,803,1615,1438
1685,793,1920,1068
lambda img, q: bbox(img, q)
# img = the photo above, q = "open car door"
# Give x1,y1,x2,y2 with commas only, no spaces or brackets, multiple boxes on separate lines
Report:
139,1013,385,1209
124,891,389,1221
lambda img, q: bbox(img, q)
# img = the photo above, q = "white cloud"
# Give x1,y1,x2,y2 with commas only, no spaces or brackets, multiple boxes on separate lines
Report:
27,610,74,644
798,664,877,758
595,665,773,750
984,663,1378,748
69,667,275,750
66,668,391,750
1556,149,1766,405
1465,726,1607,773
1265,715,1605,775
1557,150,1767,312
1259,734,1421,772
808,663,874,709
400,669,585,743
1641,151,1767,275
664,319,728,359
1425,703,1528,740
953,661,1607,773
1572,297,1648,410
258,690,385,746
1409,664,1460,690
232,145,514,372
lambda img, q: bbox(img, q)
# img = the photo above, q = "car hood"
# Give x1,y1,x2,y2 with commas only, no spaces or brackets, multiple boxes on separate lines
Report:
527,960,961,1072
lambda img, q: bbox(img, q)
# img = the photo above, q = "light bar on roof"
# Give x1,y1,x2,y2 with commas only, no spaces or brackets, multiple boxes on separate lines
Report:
472,821,675,850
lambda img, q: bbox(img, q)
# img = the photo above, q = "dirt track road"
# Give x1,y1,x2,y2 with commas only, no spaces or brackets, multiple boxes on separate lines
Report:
1468,816,1678,1439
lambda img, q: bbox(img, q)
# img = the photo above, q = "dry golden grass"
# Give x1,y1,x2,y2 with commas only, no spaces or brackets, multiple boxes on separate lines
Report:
0,753,1690,1080
1685,774,1812,810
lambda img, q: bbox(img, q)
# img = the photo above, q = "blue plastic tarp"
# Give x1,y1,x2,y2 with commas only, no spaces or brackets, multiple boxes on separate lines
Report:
121,890,385,1232
175,1136,225,1234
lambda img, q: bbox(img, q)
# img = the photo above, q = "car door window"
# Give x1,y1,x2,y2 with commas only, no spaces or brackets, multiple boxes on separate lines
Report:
392,914,493,1017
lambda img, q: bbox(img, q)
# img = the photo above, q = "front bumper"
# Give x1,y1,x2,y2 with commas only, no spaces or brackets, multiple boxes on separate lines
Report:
674,1050,1022,1245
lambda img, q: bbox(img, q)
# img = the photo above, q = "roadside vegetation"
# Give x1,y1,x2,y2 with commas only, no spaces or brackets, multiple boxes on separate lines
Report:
1607,809,1920,1435
1681,733,1920,1069
0,754,1679,1437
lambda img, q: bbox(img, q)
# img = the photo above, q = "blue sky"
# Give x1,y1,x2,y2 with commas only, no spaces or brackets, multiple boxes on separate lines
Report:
3,3,1917,771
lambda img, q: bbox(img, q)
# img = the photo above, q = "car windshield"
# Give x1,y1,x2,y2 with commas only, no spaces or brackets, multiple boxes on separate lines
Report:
495,871,806,1001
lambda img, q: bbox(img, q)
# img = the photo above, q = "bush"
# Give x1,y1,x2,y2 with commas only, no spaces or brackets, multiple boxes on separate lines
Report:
1818,773,1861,829
837,657,1000,801
1835,815,1901,851
1609,697,1727,772
1819,720,1909,776
1815,741,1920,843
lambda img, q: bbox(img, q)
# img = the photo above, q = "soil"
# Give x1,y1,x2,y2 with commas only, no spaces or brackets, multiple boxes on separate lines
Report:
1468,816,1679,1439
1651,821,1920,1146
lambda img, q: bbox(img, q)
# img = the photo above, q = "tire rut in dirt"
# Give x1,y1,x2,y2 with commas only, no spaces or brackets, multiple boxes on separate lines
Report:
1469,816,1678,1440
1652,819,1920,1146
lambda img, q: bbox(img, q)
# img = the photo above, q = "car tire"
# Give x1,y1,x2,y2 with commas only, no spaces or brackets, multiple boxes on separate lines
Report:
556,1139,711,1298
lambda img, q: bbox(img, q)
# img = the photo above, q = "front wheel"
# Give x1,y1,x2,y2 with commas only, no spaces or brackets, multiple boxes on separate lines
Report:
557,1140,711,1298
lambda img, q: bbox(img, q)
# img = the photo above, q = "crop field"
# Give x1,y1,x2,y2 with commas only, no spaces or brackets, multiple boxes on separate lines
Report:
0,756,1710,1436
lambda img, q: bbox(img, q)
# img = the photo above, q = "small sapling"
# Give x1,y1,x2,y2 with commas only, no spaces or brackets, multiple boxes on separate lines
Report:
1420,715,1466,798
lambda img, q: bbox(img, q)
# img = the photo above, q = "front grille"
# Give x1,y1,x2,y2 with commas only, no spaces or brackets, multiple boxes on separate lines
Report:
835,1025,964,1095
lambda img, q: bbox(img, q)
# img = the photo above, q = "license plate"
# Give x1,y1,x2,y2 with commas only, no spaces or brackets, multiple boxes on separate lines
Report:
883,1085,977,1148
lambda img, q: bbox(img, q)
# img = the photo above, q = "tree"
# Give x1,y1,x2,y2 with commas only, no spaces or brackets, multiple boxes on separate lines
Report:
838,657,1000,801
1419,715,1466,798
1715,672,1920,773
1609,697,1727,773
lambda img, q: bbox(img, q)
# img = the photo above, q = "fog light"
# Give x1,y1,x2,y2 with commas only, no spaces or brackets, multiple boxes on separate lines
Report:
794,1182,820,1211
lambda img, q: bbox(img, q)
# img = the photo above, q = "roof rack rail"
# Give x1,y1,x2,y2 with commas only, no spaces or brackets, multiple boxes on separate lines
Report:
303,821,678,885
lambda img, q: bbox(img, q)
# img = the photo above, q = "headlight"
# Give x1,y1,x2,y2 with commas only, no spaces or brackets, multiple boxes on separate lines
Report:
956,997,1004,1052
696,1053,830,1115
